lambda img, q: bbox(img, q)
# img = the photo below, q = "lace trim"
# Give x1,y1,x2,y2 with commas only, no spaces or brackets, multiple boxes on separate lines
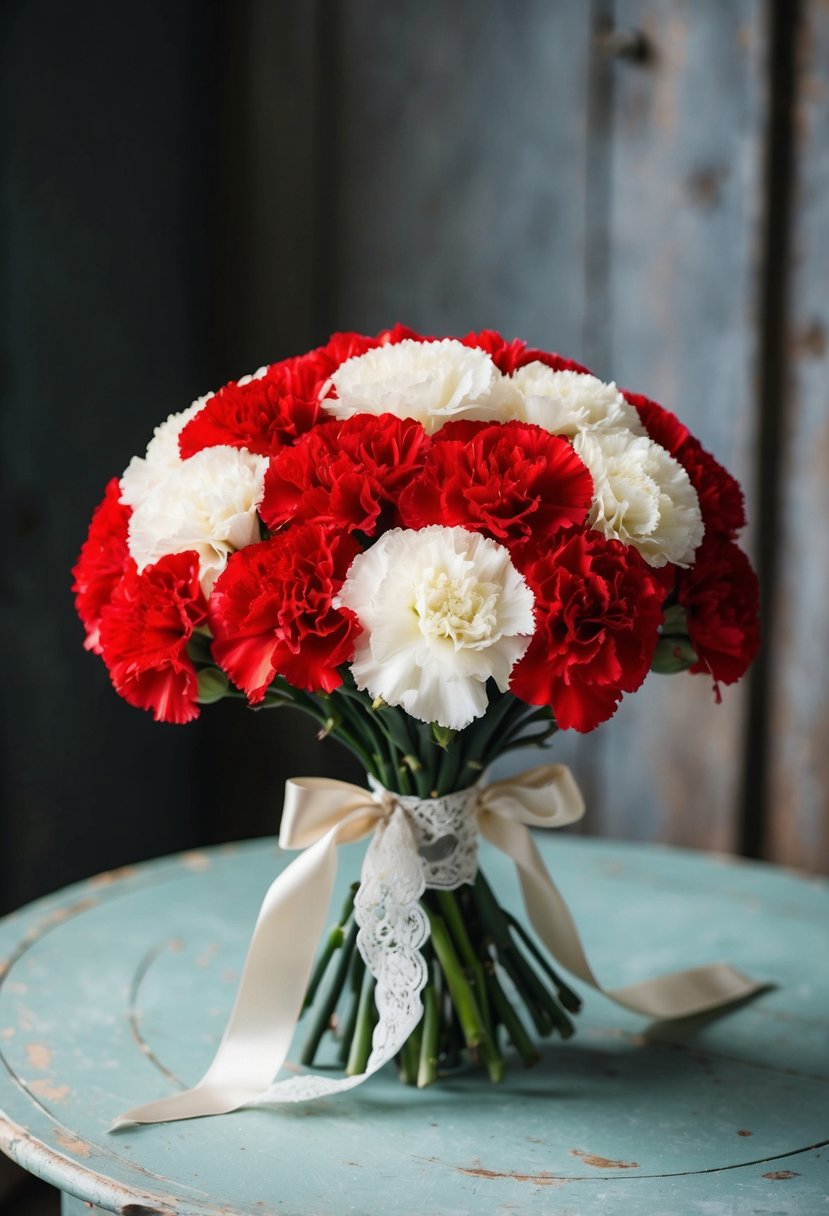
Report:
253,785,479,1105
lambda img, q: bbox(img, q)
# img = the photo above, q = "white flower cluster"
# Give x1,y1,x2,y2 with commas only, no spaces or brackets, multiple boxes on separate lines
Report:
322,339,703,569
336,526,535,730
120,400,268,594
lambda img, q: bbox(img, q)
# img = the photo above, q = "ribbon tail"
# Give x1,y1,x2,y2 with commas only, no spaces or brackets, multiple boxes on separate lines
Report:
480,814,767,1020
112,829,342,1128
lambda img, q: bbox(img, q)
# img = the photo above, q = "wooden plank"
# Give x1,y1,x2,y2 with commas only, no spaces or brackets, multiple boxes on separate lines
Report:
331,0,594,356
767,0,829,873
586,0,770,849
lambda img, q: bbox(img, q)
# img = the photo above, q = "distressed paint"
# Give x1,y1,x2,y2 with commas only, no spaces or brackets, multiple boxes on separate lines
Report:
0,839,825,1214
767,0,829,873
587,0,770,851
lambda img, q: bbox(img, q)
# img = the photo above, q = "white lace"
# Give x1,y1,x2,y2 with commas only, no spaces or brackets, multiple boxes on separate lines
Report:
253,785,480,1105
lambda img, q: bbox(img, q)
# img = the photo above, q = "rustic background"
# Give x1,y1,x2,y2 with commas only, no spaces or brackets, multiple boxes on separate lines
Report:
2,0,827,921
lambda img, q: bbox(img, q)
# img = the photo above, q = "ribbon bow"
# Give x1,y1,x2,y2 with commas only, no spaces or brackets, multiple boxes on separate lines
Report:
114,765,763,1127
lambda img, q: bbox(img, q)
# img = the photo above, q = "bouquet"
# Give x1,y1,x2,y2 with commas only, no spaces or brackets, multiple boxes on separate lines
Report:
73,327,762,1126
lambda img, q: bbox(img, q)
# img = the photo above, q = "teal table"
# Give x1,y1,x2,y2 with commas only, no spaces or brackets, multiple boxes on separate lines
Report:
0,837,826,1215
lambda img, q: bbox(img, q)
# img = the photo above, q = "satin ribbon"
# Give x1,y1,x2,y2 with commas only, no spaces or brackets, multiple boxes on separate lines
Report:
114,765,764,1128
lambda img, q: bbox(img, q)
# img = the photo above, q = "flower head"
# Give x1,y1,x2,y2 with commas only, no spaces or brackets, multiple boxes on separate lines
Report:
511,529,666,731
678,535,760,693
511,366,642,438
575,428,704,568
336,525,535,729
209,525,362,700
98,550,208,724
320,338,519,434
261,413,430,536
398,420,593,546
72,478,133,654
126,446,268,594
120,398,208,508
627,392,746,539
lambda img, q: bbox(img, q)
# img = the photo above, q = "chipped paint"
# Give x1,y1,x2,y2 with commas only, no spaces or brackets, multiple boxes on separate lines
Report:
196,944,219,968
182,852,211,872
54,1129,92,1158
455,1164,563,1187
25,1043,52,1070
737,1129,753,1136
0,1028,15,1039
763,1170,800,1180
29,1079,71,1102
88,865,137,889
570,1149,640,1170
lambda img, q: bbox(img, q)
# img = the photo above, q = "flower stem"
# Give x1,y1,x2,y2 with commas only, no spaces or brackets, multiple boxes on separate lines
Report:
417,979,440,1087
427,908,504,1082
302,884,357,1012
345,969,376,1076
300,917,359,1067
486,968,541,1067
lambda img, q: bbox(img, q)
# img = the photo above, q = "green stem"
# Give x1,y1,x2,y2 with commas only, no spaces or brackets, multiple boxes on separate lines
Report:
427,909,503,1081
427,910,487,1048
302,885,358,1012
435,890,492,1036
486,969,541,1067
417,980,440,1087
337,948,367,1065
399,1020,422,1085
300,918,359,1067
346,969,377,1076
504,912,582,1014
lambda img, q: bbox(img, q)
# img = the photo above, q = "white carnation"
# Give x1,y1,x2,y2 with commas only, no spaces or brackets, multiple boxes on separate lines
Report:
335,526,535,730
510,365,642,438
120,396,210,508
575,429,704,568
320,338,520,434
127,446,268,593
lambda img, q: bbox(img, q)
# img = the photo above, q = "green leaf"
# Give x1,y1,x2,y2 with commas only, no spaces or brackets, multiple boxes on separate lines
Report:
651,634,698,674
431,723,456,750
197,667,229,704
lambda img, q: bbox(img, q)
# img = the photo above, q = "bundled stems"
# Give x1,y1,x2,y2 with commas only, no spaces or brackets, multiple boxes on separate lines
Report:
260,671,581,1086
299,876,579,1085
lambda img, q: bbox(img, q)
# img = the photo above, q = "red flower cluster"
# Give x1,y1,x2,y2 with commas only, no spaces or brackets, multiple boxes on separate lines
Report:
75,326,759,728
511,531,666,731
72,478,133,654
209,525,362,701
98,551,208,724
398,420,593,545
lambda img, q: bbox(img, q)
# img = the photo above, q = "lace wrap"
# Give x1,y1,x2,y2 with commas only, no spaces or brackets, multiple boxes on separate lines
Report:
253,784,481,1105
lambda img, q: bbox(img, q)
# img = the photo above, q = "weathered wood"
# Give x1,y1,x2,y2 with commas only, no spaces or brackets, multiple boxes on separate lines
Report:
585,1,770,850
331,0,594,354
0,839,826,1214
767,0,829,873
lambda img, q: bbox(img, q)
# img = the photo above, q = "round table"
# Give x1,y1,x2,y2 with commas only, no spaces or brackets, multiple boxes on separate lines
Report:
0,836,826,1215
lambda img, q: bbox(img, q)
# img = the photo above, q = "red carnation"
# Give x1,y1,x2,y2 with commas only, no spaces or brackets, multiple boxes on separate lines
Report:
678,535,760,694
72,478,133,654
209,525,362,700
510,530,665,732
179,355,326,459
626,392,746,538
179,328,421,460
462,330,591,377
399,420,593,547
262,413,429,536
98,551,208,724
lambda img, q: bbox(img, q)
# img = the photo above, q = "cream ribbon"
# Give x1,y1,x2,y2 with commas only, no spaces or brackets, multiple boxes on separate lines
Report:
114,766,764,1128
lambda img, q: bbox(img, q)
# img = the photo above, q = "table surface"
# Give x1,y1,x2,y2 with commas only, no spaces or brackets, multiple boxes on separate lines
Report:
0,835,826,1216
